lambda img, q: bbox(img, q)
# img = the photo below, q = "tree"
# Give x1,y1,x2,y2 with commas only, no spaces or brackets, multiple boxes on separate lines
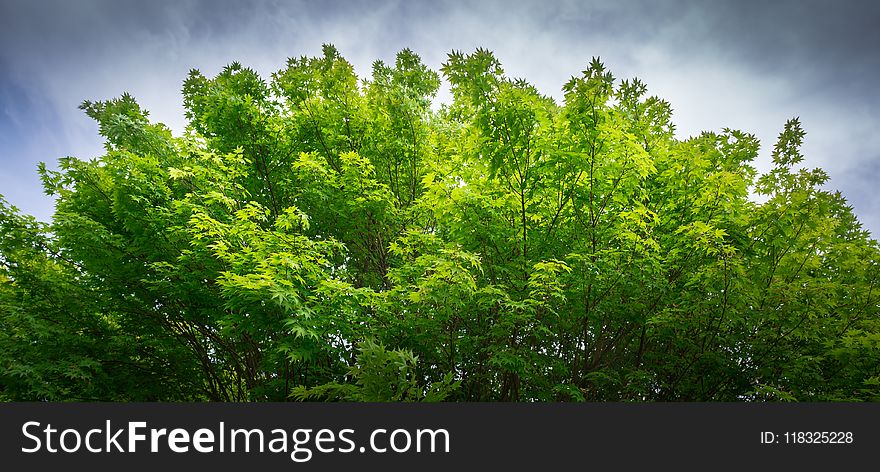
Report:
1,46,878,401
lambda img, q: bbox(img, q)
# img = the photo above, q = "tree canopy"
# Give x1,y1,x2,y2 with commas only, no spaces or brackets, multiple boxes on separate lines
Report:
2,46,878,401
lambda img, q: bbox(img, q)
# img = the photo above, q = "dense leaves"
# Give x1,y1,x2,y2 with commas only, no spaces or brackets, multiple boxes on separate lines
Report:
2,47,878,401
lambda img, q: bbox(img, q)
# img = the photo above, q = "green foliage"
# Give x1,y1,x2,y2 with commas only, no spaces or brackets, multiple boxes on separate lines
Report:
289,339,459,402
2,46,878,401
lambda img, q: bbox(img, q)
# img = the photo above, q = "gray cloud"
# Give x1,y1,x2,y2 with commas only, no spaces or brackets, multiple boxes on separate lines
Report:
1,0,878,234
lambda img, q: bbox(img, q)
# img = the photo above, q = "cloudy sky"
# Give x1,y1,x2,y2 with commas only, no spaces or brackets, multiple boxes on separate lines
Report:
1,0,878,235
